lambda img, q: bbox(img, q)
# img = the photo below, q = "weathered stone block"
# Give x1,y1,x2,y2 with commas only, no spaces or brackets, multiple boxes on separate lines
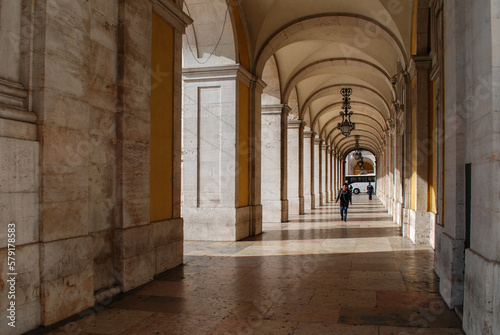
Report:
0,118,37,140
92,230,114,261
0,137,39,193
40,236,93,325
121,196,150,228
41,125,90,167
42,164,88,203
152,218,183,247
0,300,41,335
0,244,40,313
119,114,150,144
122,0,152,39
91,0,118,24
42,91,90,129
41,199,89,242
115,250,155,292
93,257,117,293
44,48,89,98
155,241,183,274
236,206,251,241
46,0,91,34
0,192,39,248
114,225,153,259
90,13,118,52
122,141,149,172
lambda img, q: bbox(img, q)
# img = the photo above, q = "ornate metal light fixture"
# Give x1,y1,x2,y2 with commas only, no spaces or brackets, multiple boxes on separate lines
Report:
353,135,362,160
337,88,356,136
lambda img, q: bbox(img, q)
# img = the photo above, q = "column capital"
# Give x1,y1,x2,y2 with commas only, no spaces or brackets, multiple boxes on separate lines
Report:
303,130,314,138
412,55,433,70
288,119,304,129
261,104,290,115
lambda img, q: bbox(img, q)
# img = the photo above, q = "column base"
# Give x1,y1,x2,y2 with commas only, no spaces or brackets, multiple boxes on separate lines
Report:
404,209,434,245
281,199,289,222
435,227,465,309
250,204,262,236
299,196,305,214
463,249,500,334
184,207,253,241
288,196,300,215
262,199,284,223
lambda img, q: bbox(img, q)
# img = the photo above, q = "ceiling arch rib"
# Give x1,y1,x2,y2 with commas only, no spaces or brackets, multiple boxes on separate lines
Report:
325,119,384,146
254,14,408,77
283,58,395,103
337,137,380,157
300,84,392,122
314,101,386,135
341,144,379,159
331,129,383,152
342,147,378,161
339,144,379,159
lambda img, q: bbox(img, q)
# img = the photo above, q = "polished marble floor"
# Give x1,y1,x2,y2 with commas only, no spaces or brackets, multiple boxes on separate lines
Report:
36,195,464,335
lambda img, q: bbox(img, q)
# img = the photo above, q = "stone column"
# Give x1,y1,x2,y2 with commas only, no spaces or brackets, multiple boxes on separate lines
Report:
313,136,321,208
303,130,313,211
298,122,305,214
461,1,500,333
261,104,288,222
249,78,266,235
394,119,404,226
409,58,432,245
318,139,324,206
182,65,257,239
434,0,466,314
334,154,338,193
329,148,334,201
287,120,302,215
280,106,289,222
386,129,393,214
322,143,329,203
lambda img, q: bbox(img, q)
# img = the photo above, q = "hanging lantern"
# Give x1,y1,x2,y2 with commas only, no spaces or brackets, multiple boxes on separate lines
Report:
337,88,356,136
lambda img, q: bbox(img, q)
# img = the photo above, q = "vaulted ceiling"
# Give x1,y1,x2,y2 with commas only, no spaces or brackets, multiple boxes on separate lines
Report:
239,0,415,158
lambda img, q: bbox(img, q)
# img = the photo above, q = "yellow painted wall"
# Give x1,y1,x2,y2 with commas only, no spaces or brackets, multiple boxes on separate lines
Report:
411,76,417,210
238,82,249,207
150,12,174,221
428,81,437,213
230,0,250,70
411,0,418,55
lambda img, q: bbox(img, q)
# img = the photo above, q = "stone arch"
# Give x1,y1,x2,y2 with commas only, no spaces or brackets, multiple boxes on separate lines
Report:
283,58,395,103
183,0,250,68
300,84,392,121
261,55,282,105
254,14,408,77
314,101,387,135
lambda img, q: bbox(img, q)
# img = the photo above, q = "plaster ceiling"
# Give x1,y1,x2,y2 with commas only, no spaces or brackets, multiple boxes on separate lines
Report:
238,0,415,157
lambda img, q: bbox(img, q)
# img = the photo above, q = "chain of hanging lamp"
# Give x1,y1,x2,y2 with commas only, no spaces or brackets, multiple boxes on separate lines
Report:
337,88,356,136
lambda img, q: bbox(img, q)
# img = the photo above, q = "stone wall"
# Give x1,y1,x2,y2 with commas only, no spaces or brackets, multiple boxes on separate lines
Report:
0,0,189,332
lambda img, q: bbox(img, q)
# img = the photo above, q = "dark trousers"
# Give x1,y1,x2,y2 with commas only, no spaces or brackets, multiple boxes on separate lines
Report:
340,206,348,220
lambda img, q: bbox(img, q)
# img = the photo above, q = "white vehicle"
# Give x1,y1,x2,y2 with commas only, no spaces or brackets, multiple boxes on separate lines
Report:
345,174,376,194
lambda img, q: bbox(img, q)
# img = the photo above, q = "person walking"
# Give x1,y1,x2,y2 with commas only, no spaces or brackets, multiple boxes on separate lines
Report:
336,183,352,221
367,182,374,200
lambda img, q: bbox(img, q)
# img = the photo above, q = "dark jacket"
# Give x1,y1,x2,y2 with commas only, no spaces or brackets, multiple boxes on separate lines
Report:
336,189,352,207
367,184,374,194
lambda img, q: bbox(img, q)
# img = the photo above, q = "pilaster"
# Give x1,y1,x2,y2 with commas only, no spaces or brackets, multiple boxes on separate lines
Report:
303,130,313,211
288,120,303,215
182,65,257,239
